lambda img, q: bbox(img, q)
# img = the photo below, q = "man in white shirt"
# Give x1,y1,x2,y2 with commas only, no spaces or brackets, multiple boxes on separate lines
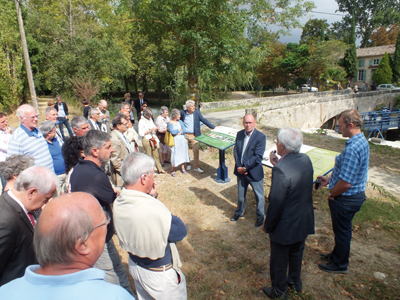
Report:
98,100,111,133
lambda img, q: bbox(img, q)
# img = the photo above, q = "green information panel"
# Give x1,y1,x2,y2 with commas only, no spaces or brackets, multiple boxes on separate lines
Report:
305,148,338,180
195,127,238,150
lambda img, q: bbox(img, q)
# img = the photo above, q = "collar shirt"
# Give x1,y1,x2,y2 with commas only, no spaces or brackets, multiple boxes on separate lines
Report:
90,119,100,130
241,129,254,164
183,112,194,133
329,132,369,195
115,130,133,153
138,118,159,142
58,104,66,118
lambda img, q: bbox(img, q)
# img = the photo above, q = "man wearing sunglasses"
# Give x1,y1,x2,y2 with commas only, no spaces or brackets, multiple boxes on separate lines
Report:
0,192,135,299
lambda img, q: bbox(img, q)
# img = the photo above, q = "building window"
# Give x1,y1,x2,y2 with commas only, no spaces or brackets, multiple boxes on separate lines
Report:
358,60,365,67
373,59,380,65
358,70,366,81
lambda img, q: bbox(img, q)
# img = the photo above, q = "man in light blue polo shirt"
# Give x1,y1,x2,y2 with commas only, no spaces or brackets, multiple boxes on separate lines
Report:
7,104,53,171
0,192,135,300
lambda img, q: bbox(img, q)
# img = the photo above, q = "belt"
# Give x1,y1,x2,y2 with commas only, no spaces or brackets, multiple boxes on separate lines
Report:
141,263,173,272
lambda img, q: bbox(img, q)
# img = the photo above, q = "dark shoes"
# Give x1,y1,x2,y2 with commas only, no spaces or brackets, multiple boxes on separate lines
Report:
318,262,348,274
320,252,332,262
263,287,287,300
255,218,264,227
230,214,244,222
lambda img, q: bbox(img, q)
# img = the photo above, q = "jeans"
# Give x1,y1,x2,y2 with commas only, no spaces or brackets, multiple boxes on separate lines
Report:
270,240,305,295
57,117,73,139
235,176,265,219
94,239,136,297
329,192,365,269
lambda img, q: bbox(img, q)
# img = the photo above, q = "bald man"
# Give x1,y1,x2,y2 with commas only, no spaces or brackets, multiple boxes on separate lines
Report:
98,100,111,133
0,192,135,299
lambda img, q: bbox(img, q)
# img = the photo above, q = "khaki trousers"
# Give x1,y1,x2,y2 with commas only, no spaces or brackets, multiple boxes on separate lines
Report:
185,133,199,168
143,137,164,172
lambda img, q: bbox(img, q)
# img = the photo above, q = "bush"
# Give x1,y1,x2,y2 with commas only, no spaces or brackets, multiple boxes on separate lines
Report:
372,52,393,85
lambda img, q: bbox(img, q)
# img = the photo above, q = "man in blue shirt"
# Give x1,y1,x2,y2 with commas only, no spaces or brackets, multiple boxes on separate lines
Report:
317,109,369,274
180,100,215,173
0,192,135,300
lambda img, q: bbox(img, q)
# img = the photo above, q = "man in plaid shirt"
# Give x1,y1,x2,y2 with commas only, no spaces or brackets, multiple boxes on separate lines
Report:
317,109,369,274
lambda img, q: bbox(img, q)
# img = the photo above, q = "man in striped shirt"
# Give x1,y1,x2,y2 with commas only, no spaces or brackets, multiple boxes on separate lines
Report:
7,105,53,171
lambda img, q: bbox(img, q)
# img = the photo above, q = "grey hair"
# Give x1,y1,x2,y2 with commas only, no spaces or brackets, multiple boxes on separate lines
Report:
170,109,180,120
34,206,93,267
16,104,35,119
185,100,195,108
71,116,88,129
159,106,168,115
0,155,35,181
120,102,130,110
122,153,155,186
89,107,101,117
38,120,56,137
44,107,57,116
14,166,58,194
143,107,153,118
277,127,303,153
56,95,62,101
83,130,110,157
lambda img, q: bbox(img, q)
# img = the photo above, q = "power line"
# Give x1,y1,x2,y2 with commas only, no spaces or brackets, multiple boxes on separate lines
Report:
310,10,346,17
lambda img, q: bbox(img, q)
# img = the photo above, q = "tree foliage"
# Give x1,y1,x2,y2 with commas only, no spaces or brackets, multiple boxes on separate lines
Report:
300,19,333,45
372,52,393,85
342,17,358,81
280,43,309,82
369,24,400,47
335,0,400,48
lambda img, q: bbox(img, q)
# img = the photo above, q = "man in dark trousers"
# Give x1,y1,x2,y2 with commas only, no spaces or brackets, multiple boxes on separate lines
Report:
262,127,314,299
180,99,215,173
134,92,148,120
0,166,57,286
54,95,73,138
69,130,134,296
230,114,265,227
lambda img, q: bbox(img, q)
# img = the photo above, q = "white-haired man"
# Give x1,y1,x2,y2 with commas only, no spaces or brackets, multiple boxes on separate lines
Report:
180,100,215,173
70,116,91,137
114,152,187,299
98,100,111,133
7,104,53,171
0,192,134,299
44,106,63,145
0,166,57,286
88,108,102,131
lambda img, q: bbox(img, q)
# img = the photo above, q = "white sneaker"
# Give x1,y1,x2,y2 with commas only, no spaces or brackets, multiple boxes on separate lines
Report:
194,167,204,173
186,165,191,171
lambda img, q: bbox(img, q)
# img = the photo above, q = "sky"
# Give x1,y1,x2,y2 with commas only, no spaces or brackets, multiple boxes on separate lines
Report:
276,0,345,44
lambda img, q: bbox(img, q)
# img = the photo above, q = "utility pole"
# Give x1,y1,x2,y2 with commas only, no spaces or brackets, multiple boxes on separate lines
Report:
14,0,39,116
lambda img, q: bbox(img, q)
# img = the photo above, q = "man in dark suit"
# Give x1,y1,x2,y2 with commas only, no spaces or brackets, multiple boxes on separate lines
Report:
230,114,266,227
180,100,215,173
134,92,148,120
0,166,57,286
88,108,102,130
54,95,73,139
262,127,314,299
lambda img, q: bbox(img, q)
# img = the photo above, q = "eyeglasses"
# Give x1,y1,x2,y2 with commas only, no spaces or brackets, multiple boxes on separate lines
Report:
84,211,111,241
25,115,38,120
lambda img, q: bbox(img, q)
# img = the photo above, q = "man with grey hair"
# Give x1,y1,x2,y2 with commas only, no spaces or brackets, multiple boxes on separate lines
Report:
231,114,265,227
98,99,111,133
88,108,102,131
114,152,187,300
7,104,54,171
180,99,215,173
0,166,57,286
44,106,63,145
0,192,134,299
71,116,91,137
69,130,134,296
262,127,314,299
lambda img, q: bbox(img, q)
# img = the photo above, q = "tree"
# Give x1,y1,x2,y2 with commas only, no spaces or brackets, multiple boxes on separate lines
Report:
335,0,400,48
393,29,400,83
300,19,333,45
280,43,309,87
369,24,400,47
372,52,393,85
123,0,315,104
256,41,289,92
342,17,357,81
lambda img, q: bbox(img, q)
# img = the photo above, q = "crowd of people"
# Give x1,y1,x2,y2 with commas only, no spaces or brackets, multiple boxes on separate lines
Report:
0,93,369,300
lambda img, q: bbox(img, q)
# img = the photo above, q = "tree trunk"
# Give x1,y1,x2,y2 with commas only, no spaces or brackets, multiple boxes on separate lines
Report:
187,45,199,107
133,73,138,95
124,76,129,93
14,0,39,115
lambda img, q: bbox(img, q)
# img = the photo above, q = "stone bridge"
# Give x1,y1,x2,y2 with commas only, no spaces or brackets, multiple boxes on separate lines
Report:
201,89,400,129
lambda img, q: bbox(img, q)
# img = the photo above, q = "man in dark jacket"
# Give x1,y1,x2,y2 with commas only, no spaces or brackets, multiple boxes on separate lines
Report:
262,127,314,299
54,95,73,138
180,100,215,173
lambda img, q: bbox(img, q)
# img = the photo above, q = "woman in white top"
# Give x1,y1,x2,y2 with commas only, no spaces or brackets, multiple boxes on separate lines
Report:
155,106,171,166
138,107,166,174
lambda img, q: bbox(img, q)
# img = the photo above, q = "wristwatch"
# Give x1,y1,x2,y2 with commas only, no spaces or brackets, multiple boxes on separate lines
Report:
242,167,247,172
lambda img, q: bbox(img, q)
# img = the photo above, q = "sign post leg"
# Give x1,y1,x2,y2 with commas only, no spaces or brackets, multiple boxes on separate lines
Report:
215,149,231,183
